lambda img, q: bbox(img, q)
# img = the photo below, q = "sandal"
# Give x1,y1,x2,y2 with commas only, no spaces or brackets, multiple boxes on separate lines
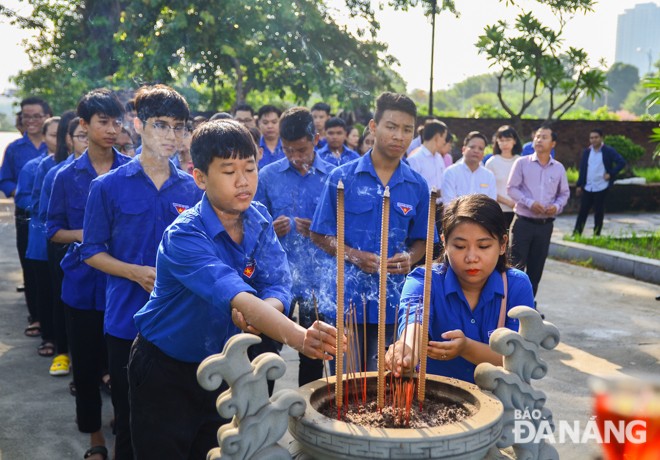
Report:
100,375,111,396
49,354,70,376
83,445,108,459
24,323,41,337
37,341,55,357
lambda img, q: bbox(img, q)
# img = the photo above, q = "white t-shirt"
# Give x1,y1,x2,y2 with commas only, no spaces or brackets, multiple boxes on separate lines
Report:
442,162,497,205
485,154,519,212
407,145,445,203
585,148,608,192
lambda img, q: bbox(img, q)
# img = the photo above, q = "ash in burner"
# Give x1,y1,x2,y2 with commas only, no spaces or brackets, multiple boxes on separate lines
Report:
317,394,474,429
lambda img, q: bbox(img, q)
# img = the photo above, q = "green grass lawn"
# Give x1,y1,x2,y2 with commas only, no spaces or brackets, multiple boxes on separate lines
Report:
565,167,660,184
564,232,660,260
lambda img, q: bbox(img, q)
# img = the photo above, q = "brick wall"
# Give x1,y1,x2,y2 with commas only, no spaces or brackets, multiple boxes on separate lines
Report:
440,118,658,168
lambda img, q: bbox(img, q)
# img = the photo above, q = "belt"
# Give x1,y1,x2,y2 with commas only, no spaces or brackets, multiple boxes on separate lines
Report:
517,215,555,225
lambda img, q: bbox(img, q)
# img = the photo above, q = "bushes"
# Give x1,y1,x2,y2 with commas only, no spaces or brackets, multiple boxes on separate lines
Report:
603,134,645,177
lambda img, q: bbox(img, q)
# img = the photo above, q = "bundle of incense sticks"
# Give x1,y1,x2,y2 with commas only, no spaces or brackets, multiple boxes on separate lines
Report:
418,188,439,406
335,179,345,416
377,186,390,411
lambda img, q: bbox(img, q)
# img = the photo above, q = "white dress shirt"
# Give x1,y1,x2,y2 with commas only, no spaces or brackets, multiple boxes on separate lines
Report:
407,145,445,203
442,161,497,205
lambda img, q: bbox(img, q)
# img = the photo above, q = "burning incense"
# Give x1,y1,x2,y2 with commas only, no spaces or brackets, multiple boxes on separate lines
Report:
418,188,439,404
335,179,345,416
377,186,390,410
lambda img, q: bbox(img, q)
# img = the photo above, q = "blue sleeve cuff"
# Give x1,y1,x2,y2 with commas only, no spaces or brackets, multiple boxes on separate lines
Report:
79,242,108,261
218,279,257,308
261,288,293,317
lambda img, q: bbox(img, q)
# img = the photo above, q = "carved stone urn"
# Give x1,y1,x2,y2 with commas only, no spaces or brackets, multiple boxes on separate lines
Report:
288,373,504,460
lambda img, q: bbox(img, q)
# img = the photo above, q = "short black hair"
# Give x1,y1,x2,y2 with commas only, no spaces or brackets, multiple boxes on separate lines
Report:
420,120,447,142
209,112,233,121
463,131,489,147
77,89,125,123
232,104,254,116
257,105,282,120
590,128,603,137
279,107,315,142
374,92,416,123
324,116,346,132
311,102,331,115
191,120,257,173
21,97,51,116
54,110,76,163
493,125,522,155
41,116,60,136
441,194,508,272
536,123,557,142
134,84,189,122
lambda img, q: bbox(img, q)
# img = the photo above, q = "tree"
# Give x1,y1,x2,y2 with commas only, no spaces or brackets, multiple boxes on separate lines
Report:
603,63,639,110
3,1,399,112
475,11,607,129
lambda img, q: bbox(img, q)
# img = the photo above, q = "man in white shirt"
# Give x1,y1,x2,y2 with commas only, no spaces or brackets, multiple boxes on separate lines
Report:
442,131,497,205
572,129,626,236
406,120,448,200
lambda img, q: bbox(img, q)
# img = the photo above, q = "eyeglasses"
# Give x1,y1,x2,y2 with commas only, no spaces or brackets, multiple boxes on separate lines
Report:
116,143,135,152
22,114,46,121
147,121,186,138
72,134,88,142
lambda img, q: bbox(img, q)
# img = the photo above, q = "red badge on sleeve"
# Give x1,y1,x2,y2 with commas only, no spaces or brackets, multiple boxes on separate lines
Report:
173,203,190,214
397,202,413,215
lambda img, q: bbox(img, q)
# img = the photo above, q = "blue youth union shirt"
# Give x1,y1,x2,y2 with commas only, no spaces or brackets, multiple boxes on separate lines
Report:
81,157,203,340
310,151,436,325
0,133,47,197
14,153,46,211
398,265,535,383
47,149,131,310
316,144,360,168
26,154,56,261
134,196,293,363
258,136,285,169
255,154,334,298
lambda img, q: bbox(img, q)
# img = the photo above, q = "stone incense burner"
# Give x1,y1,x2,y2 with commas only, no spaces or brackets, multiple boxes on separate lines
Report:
198,306,560,460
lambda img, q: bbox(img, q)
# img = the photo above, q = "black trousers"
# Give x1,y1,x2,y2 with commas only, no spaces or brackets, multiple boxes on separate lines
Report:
573,188,608,236
509,215,554,297
32,259,54,342
68,306,107,433
15,209,38,321
47,241,70,355
106,334,134,460
128,335,229,460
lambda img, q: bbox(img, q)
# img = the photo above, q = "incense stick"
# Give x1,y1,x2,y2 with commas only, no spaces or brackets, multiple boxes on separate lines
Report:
336,179,345,417
417,188,438,405
377,186,390,411
313,293,331,408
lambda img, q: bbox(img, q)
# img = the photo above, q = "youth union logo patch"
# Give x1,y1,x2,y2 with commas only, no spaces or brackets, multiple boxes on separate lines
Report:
243,260,256,278
173,203,190,214
397,202,413,215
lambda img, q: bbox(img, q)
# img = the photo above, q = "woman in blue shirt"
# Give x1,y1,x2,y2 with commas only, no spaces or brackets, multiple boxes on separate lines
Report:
387,194,534,383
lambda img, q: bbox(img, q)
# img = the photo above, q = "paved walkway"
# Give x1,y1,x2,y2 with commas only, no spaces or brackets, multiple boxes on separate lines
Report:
0,198,658,459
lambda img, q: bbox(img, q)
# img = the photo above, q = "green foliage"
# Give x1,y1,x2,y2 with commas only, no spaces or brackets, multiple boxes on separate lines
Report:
5,1,399,113
632,167,660,183
565,167,578,183
603,135,645,166
602,62,639,110
565,232,659,260
466,104,508,119
562,106,619,120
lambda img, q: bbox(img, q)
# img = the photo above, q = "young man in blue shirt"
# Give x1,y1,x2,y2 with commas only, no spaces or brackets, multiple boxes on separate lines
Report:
311,92,435,372
255,107,335,386
81,85,202,460
1,97,51,336
256,104,283,168
316,117,360,167
129,120,339,459
47,89,130,460
311,101,331,150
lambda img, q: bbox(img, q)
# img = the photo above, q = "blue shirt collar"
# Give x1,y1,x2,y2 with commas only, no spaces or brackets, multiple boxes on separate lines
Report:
74,148,124,174
199,194,269,240
354,150,418,187
124,155,188,182
274,152,334,175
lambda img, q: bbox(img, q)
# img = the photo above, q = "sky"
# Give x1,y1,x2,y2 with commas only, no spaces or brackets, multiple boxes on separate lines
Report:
0,0,658,95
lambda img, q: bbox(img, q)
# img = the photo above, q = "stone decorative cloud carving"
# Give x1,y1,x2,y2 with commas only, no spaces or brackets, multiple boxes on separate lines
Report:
197,334,306,460
475,306,561,460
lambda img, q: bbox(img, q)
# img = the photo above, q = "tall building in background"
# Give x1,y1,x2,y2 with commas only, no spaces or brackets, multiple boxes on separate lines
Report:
615,3,660,75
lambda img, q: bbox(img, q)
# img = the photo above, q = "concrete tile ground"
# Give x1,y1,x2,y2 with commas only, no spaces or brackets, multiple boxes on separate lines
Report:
0,197,657,459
